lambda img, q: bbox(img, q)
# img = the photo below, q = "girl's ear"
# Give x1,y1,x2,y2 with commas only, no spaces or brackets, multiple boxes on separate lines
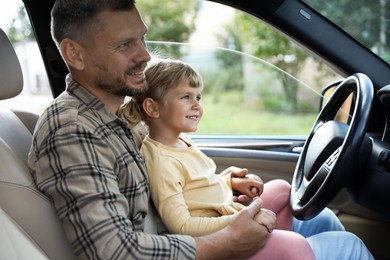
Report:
143,97,160,118
60,39,84,70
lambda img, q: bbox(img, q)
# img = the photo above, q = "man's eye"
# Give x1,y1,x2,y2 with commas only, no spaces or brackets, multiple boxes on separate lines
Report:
118,42,131,51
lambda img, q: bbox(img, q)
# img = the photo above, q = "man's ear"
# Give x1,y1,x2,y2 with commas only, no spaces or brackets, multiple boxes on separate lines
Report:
142,98,160,118
60,39,84,70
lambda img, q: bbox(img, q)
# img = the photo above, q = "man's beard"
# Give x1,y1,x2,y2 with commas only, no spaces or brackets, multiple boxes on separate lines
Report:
92,61,148,97
95,75,147,97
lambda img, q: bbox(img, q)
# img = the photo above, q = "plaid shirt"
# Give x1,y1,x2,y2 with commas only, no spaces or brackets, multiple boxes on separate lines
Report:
28,75,196,260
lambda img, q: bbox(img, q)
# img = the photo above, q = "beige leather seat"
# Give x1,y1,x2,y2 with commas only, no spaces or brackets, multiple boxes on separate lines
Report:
0,28,76,259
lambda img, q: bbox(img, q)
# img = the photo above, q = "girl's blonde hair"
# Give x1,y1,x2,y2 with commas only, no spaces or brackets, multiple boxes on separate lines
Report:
119,58,203,127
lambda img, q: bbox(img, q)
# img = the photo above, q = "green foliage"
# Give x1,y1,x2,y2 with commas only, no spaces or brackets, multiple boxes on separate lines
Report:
305,0,390,62
235,12,307,74
214,50,244,91
230,12,308,112
213,9,342,114
305,0,385,50
137,0,199,58
7,6,34,43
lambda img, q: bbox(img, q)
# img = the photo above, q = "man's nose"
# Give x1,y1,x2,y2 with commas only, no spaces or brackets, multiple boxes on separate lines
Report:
134,40,151,63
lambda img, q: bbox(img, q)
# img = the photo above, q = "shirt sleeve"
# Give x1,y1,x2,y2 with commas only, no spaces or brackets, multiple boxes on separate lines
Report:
147,154,232,237
218,172,233,190
30,124,196,260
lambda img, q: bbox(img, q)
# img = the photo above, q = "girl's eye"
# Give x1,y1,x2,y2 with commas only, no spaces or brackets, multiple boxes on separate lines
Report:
181,95,190,100
197,95,201,101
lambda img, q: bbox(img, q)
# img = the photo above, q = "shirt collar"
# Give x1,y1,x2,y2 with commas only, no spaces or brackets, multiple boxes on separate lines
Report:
65,74,122,125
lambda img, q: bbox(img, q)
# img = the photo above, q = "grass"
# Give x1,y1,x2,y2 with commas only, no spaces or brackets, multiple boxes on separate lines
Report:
196,93,317,135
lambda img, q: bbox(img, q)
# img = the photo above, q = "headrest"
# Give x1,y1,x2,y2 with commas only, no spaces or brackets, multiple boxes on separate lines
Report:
0,28,23,100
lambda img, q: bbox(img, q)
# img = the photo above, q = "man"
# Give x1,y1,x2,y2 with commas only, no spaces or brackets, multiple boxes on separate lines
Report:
28,0,373,259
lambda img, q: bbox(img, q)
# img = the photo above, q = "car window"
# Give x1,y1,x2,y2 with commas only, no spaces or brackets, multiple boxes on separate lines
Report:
302,0,390,65
0,0,52,113
148,42,328,135
0,0,343,136
142,1,343,135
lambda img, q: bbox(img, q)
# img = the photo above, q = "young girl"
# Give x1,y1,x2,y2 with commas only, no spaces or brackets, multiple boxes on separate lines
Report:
120,58,315,259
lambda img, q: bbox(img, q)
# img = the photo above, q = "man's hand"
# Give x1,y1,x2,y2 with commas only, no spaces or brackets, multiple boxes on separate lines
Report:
194,198,270,259
254,207,276,233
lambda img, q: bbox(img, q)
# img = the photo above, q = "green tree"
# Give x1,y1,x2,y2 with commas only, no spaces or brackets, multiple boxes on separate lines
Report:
218,12,308,111
306,0,388,61
7,6,34,44
137,0,199,58
216,22,244,92
307,0,379,47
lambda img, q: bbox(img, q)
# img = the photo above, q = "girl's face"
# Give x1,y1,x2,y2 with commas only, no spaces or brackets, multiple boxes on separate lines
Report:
157,81,203,135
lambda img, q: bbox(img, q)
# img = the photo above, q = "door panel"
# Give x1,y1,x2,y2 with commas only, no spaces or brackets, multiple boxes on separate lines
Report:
201,147,298,183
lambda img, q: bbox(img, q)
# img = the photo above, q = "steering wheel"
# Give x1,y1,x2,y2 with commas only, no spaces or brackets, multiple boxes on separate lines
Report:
290,73,373,220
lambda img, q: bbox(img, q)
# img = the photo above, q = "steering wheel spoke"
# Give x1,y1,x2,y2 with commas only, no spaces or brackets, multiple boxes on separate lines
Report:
299,163,331,201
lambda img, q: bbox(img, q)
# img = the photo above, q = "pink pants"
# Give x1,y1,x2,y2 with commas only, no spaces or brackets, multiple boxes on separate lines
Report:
250,179,315,260
249,230,315,260
260,179,293,231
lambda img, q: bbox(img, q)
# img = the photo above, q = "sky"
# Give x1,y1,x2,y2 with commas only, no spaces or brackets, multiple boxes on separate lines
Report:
189,1,234,45
0,0,21,31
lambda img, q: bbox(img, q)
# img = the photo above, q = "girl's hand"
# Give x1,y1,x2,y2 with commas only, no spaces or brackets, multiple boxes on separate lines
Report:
231,173,264,198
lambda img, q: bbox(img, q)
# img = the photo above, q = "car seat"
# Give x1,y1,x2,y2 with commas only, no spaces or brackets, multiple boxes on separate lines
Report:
0,27,164,259
0,28,76,259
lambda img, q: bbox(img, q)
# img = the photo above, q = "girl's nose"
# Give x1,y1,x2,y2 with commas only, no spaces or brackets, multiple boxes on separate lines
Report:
192,100,201,110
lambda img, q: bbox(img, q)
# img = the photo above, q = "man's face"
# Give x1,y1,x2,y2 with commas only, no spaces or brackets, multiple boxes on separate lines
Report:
81,7,151,97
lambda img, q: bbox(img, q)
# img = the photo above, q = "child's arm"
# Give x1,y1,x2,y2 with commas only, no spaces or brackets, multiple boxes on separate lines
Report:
219,166,248,176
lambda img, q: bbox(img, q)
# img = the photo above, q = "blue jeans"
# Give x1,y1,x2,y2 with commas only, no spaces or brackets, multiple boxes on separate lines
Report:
293,208,374,260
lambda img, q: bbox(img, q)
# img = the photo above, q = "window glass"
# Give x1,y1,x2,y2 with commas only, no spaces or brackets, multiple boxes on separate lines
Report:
0,0,343,136
0,0,52,113
302,0,390,64
142,1,342,135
